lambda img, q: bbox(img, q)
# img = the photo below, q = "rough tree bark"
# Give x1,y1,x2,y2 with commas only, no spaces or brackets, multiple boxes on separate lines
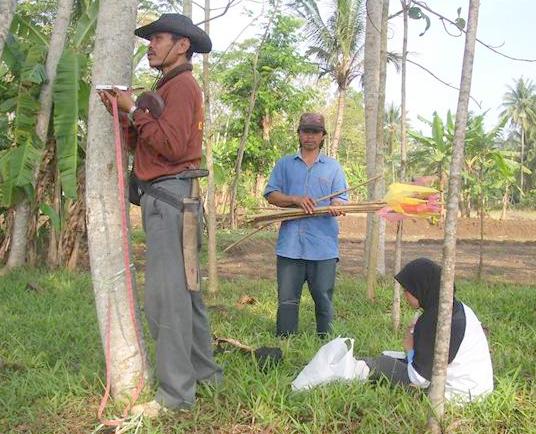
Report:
202,0,219,293
427,1,480,431
363,0,382,301
4,0,75,271
477,166,484,281
0,0,16,59
86,0,149,398
330,86,346,158
392,0,410,331
375,0,389,276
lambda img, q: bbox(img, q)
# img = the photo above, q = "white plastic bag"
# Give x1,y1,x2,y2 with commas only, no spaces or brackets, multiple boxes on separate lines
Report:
291,337,370,391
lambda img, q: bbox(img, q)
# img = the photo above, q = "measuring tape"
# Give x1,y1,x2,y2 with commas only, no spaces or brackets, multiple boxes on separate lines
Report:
96,95,145,427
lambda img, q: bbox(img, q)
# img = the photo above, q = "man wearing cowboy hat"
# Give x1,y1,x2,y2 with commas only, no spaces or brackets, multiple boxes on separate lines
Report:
99,13,222,417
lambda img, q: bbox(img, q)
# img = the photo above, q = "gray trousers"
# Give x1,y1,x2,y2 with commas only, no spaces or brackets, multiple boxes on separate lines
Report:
362,355,411,385
141,178,222,409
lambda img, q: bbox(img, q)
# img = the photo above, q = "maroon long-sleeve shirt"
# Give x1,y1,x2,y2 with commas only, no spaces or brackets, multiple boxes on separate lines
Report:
127,65,204,181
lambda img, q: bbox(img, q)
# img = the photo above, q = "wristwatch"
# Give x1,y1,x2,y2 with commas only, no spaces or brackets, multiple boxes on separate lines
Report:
128,104,139,124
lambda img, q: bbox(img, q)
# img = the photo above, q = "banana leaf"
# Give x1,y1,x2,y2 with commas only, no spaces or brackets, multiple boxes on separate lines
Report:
0,44,46,206
40,202,61,231
11,14,48,48
73,0,99,49
0,138,41,206
1,34,25,73
54,48,85,199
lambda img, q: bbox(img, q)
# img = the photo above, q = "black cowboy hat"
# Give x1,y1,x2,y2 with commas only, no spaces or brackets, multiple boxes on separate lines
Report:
135,13,212,54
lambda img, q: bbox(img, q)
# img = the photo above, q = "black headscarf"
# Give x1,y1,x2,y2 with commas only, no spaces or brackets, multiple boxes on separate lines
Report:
395,257,466,381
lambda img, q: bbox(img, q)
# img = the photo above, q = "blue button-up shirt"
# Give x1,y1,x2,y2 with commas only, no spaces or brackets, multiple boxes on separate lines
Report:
264,152,348,260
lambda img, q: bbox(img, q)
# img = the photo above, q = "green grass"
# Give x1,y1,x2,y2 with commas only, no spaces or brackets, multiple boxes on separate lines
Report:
1,267,536,433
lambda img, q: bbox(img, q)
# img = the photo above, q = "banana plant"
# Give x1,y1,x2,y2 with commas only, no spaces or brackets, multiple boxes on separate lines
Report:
463,114,523,214
408,111,454,194
0,1,98,266
0,35,47,208
53,0,98,199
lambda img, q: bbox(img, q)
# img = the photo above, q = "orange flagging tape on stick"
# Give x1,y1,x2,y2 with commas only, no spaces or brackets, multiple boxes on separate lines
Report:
378,183,441,222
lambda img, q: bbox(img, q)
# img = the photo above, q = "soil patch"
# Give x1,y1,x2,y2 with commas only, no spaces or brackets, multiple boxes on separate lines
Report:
218,215,536,285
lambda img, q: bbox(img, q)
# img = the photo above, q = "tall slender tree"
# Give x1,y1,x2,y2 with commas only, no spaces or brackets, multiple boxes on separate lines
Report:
4,0,75,271
0,0,16,59
294,0,365,157
86,0,149,398
501,77,536,193
392,0,410,330
183,0,192,18
427,1,480,431
202,0,219,292
363,0,382,301
228,17,270,229
375,0,389,276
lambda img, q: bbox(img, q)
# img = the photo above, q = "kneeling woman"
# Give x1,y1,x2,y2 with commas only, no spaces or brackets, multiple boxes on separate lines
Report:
364,257,493,402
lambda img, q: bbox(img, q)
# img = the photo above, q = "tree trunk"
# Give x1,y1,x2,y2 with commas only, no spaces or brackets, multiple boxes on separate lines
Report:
262,113,272,141
363,0,382,301
501,186,509,220
4,0,74,271
61,168,86,270
256,174,265,200
331,86,346,158
86,0,149,399
392,0,410,331
477,179,484,282
0,209,14,263
464,192,472,217
375,0,389,277
203,0,218,293
183,0,192,18
25,140,55,266
46,164,62,268
0,0,16,59
520,128,525,193
392,222,402,329
229,81,259,229
427,2,480,432
5,201,30,269
229,20,272,229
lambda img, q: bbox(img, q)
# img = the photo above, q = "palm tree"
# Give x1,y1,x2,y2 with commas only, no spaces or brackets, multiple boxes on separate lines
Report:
384,103,401,180
384,104,401,152
294,0,365,157
501,77,536,193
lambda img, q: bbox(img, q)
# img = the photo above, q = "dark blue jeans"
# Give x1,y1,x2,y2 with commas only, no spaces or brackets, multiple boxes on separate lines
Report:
276,256,337,336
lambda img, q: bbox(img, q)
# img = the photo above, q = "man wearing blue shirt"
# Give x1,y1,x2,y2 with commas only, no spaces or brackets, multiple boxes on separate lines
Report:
264,113,348,337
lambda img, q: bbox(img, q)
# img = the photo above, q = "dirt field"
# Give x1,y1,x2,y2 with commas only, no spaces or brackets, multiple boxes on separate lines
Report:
217,215,536,285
